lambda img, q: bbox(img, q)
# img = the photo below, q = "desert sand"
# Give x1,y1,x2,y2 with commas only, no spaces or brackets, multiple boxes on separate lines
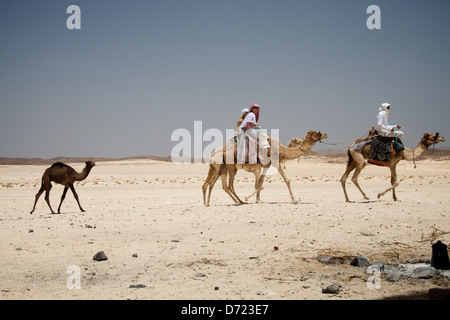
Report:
0,154,449,300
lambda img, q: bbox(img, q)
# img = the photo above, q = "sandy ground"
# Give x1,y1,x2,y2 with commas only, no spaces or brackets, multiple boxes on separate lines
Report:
0,155,449,300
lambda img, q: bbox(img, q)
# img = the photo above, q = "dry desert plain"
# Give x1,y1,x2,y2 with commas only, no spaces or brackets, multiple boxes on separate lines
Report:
0,153,449,300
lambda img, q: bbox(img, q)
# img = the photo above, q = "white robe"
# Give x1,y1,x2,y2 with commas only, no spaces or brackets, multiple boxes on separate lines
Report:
376,108,404,140
237,112,269,163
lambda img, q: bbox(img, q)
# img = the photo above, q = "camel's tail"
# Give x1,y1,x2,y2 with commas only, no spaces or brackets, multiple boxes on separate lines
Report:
346,149,354,167
207,163,214,177
204,162,211,177
38,169,50,189
203,163,215,189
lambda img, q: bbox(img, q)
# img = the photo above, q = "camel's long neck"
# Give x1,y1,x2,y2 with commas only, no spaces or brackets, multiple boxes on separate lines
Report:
75,166,92,181
299,137,317,153
402,141,429,161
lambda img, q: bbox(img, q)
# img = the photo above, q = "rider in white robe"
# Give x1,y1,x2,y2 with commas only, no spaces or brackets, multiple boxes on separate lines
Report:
376,103,404,140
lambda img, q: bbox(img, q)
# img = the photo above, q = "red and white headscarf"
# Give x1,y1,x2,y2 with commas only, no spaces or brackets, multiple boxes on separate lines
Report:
249,104,260,122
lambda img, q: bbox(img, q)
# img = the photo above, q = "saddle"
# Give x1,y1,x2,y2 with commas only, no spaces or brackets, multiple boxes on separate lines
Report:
368,132,405,166
368,136,393,166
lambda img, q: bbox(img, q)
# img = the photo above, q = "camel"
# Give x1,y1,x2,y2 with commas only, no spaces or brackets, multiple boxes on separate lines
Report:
340,132,445,202
203,136,304,206
202,130,328,206
30,161,96,214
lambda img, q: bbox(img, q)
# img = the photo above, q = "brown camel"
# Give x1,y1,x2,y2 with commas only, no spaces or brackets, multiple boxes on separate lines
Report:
340,133,445,202
30,161,96,214
202,130,327,206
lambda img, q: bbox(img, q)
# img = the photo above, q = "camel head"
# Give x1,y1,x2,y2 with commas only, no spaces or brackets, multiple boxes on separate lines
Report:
305,130,328,142
85,160,96,169
422,132,445,147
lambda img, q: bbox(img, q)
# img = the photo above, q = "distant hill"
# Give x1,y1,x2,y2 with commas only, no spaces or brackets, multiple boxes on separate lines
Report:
0,155,172,166
1,148,449,165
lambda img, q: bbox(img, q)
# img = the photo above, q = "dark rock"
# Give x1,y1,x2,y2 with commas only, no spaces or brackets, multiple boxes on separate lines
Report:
93,251,108,261
386,270,402,282
371,260,385,271
351,255,370,267
411,267,440,279
322,284,340,294
129,284,146,288
317,255,330,263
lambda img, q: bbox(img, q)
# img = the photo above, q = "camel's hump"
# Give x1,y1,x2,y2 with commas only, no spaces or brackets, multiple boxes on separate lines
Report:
51,162,68,168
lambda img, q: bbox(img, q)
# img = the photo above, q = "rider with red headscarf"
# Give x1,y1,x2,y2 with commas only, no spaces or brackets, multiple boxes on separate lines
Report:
237,104,269,163
240,104,260,134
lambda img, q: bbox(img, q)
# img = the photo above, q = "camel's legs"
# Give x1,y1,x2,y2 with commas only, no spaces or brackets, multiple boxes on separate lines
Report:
256,167,270,202
57,185,69,213
205,173,220,207
203,166,226,207
340,162,356,203
227,167,246,205
205,174,218,207
203,165,220,206
350,164,369,201
69,184,85,212
250,168,262,203
347,150,370,201
220,170,242,204
204,166,242,207
243,167,263,202
277,166,298,204
378,166,399,201
391,167,399,201
254,170,262,202
246,166,296,203
245,167,268,202
30,185,45,214
245,184,263,202
203,174,214,206
255,174,265,202
44,185,56,214
202,180,209,206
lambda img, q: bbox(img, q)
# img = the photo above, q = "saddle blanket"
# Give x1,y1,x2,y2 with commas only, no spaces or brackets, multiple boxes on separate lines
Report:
368,136,393,166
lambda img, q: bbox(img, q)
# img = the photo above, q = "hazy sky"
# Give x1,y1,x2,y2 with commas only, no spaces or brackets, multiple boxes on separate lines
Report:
1,0,449,159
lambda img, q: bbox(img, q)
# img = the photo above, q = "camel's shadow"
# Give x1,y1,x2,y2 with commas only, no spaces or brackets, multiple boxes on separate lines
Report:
212,200,313,207
252,201,314,205
350,200,382,204
32,210,84,216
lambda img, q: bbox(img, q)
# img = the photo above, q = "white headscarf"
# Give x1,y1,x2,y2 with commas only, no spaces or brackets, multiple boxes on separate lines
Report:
380,103,390,112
